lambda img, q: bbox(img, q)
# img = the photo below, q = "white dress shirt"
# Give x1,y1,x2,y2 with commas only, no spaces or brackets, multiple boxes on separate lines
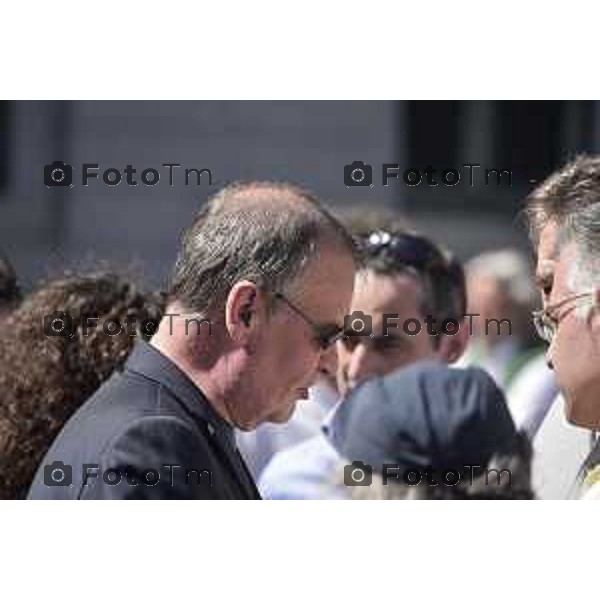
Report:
237,382,339,479
258,407,349,500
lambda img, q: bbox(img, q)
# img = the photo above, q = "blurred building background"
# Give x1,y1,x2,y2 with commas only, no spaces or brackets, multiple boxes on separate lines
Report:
0,100,599,290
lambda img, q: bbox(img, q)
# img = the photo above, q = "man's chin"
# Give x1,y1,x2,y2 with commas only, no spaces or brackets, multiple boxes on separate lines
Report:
265,400,298,424
564,388,600,430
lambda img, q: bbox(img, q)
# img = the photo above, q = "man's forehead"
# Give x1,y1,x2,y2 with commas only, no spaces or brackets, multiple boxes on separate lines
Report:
352,271,421,312
535,221,560,283
534,220,580,297
537,220,560,260
292,245,355,316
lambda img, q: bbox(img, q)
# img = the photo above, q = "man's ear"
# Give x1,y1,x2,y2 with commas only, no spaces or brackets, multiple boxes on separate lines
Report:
225,281,266,342
437,318,470,364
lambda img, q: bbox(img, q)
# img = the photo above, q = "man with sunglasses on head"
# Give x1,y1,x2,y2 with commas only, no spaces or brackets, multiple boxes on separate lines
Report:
258,228,470,499
526,155,600,500
28,182,356,500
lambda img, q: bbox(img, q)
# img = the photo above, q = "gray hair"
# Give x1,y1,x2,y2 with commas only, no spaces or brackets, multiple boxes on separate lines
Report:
466,249,536,307
169,181,356,315
526,155,600,296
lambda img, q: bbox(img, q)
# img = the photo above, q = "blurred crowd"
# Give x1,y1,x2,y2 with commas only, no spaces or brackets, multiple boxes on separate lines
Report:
2,162,600,500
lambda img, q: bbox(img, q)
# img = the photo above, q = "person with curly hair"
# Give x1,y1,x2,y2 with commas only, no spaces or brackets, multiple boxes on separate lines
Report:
0,272,163,499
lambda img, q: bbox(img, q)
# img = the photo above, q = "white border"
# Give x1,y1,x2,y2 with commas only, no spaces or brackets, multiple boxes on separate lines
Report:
0,501,595,598
2,2,599,99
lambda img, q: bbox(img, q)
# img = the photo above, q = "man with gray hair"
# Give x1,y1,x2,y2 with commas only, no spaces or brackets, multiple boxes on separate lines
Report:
28,181,356,500
525,155,600,498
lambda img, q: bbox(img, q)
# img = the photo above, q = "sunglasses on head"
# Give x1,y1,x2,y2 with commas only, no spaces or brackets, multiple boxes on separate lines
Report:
361,230,451,274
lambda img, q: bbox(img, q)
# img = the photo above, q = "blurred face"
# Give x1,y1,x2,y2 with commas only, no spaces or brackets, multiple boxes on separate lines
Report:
535,221,600,428
249,242,355,426
337,270,438,397
466,275,511,342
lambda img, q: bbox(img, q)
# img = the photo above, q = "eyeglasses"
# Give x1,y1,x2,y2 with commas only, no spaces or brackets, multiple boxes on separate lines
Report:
273,292,345,351
362,230,450,274
532,292,593,344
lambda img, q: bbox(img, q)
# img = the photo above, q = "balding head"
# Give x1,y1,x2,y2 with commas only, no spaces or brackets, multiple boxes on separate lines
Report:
169,181,356,316
156,182,356,429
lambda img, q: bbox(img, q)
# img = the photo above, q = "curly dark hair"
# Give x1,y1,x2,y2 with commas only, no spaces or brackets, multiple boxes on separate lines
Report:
0,272,164,499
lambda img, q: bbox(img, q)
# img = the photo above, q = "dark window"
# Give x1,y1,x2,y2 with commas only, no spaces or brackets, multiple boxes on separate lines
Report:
406,100,463,169
0,101,10,190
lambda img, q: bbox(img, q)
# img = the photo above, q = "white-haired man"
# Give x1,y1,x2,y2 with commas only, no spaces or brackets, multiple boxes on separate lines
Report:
526,155,600,499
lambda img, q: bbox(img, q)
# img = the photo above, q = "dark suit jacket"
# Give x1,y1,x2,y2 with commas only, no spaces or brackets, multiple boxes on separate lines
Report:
28,342,261,500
